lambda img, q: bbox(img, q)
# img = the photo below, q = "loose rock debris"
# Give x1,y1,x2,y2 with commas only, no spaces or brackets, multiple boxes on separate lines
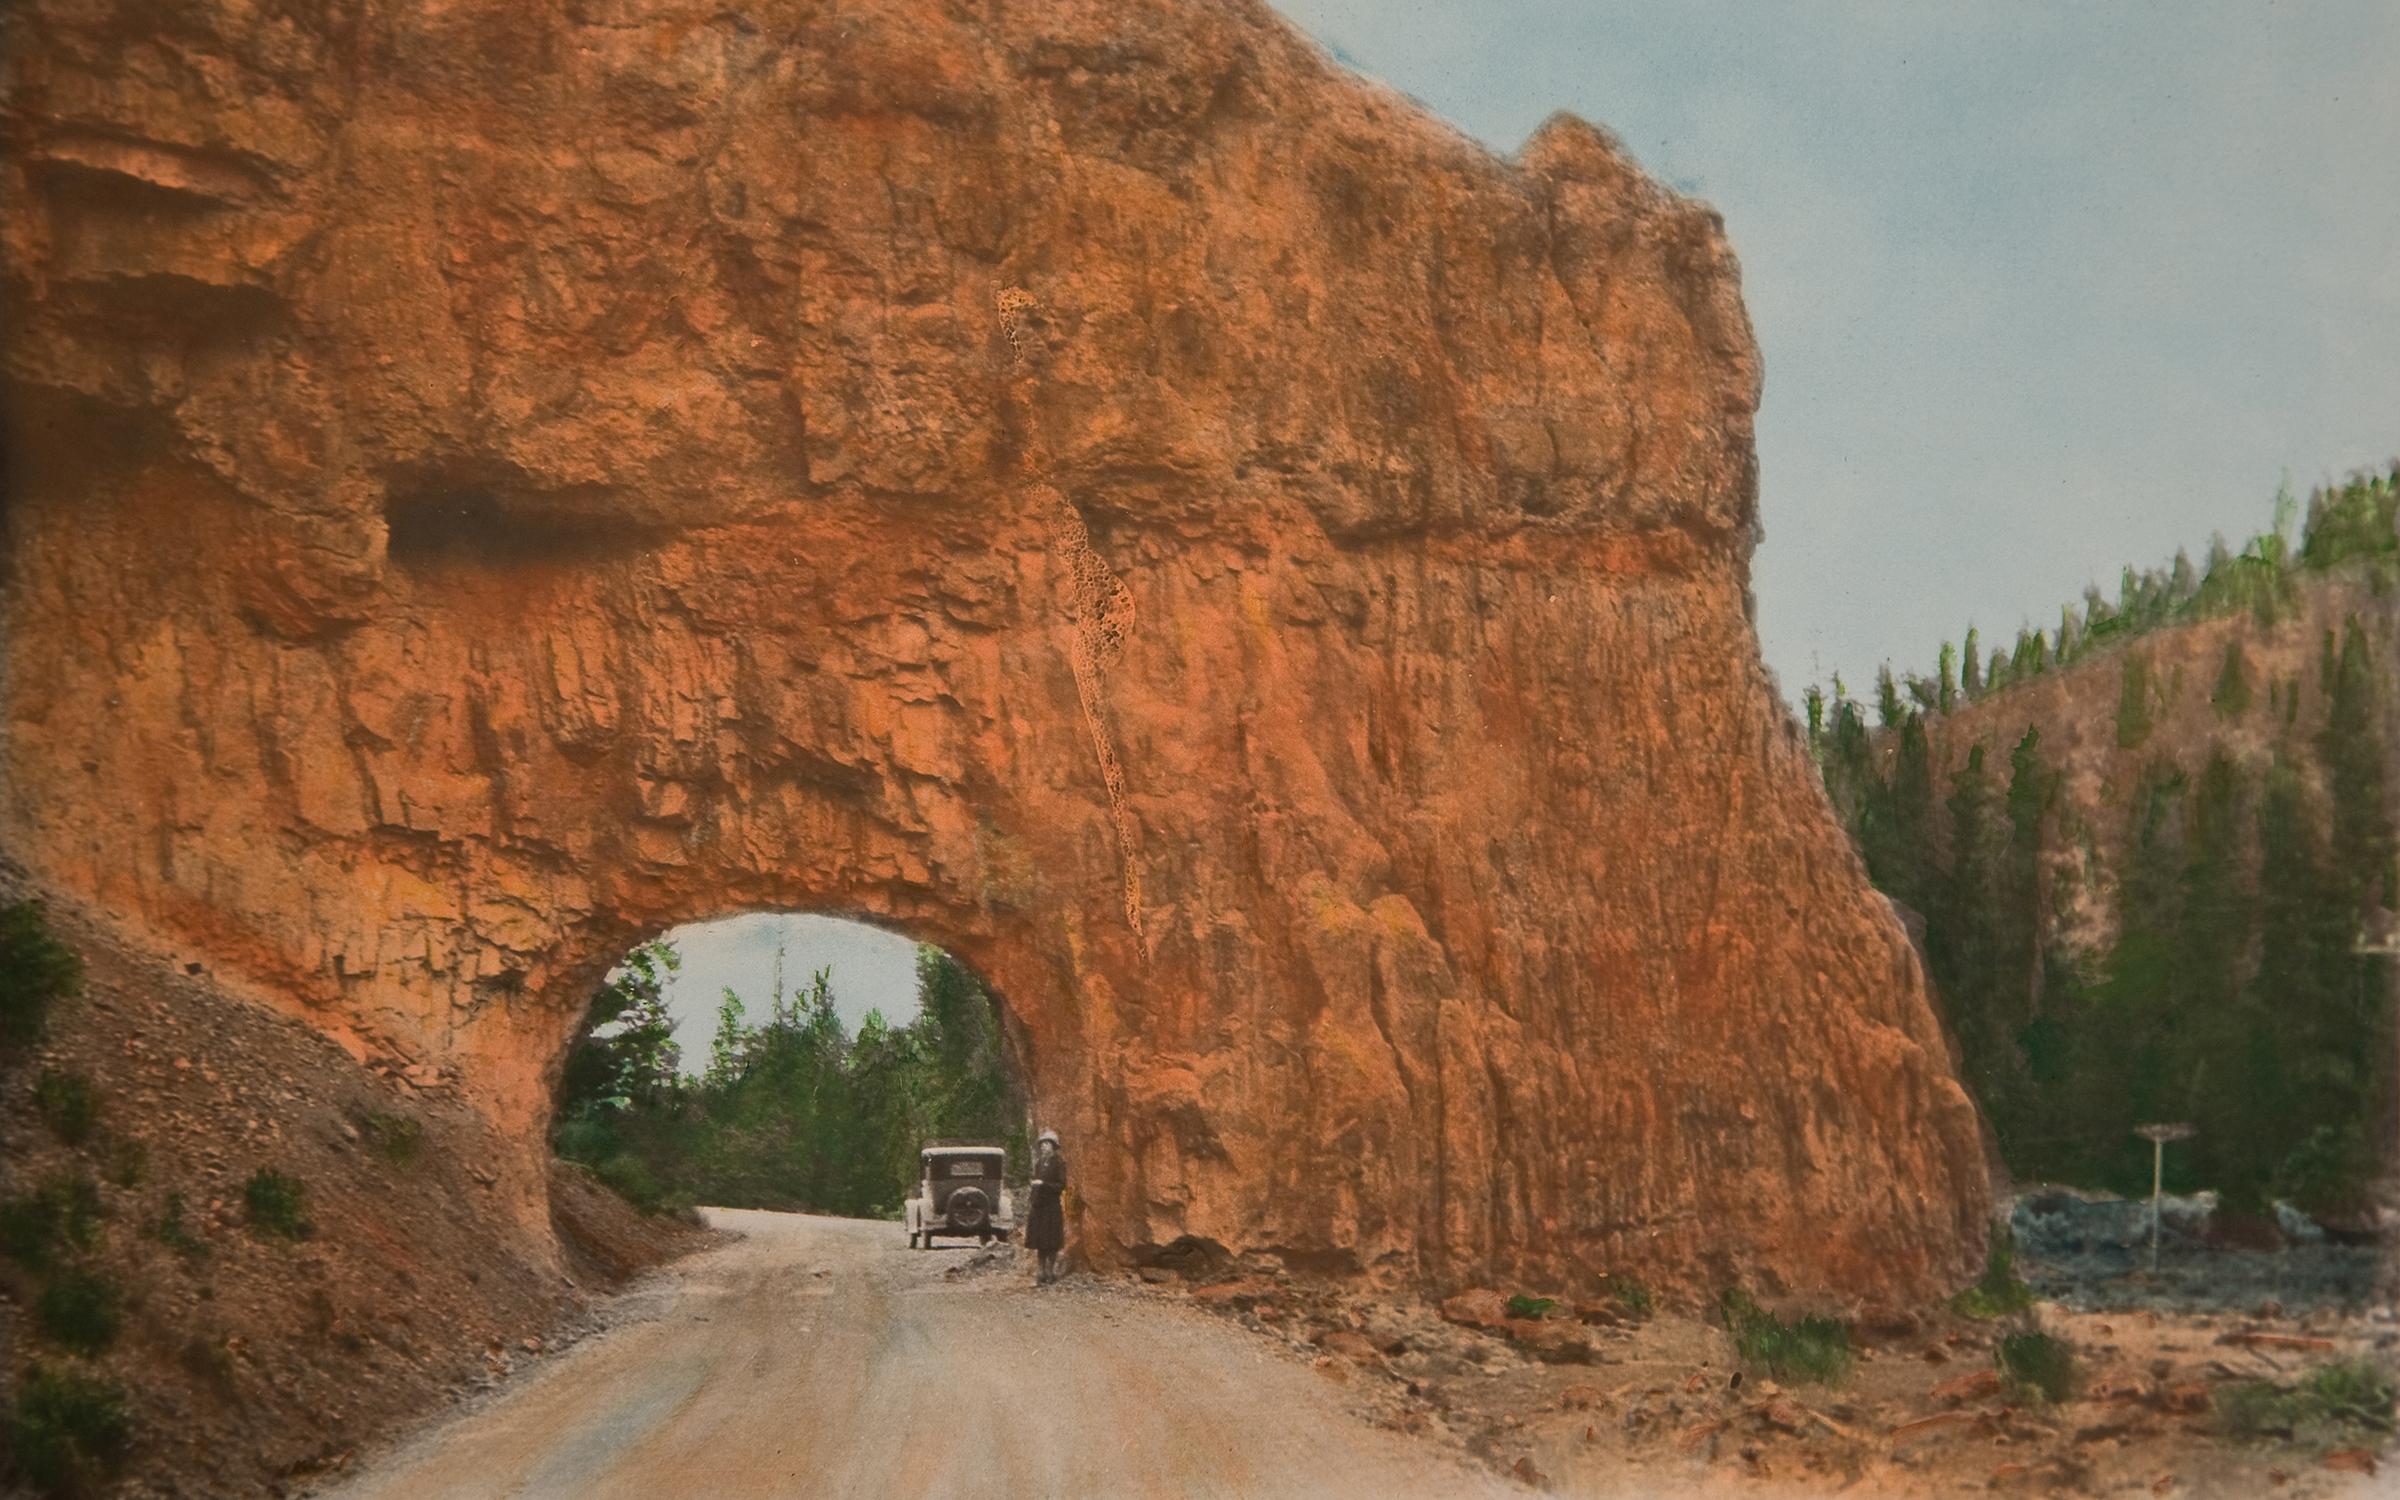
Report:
1142,1251,2396,1496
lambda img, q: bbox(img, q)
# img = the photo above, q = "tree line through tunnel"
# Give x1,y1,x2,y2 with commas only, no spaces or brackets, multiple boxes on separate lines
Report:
552,915,1032,1221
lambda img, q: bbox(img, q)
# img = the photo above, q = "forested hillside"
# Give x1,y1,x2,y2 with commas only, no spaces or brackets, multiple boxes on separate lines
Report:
1807,468,2400,1225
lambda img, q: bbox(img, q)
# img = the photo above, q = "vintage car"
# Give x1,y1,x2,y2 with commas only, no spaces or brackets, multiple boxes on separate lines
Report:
904,1143,1014,1249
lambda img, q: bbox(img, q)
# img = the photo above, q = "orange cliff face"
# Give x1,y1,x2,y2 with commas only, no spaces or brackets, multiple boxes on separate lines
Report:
0,0,1988,1299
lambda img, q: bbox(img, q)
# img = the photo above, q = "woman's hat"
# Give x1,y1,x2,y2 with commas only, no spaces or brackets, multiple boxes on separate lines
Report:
1037,1129,1060,1146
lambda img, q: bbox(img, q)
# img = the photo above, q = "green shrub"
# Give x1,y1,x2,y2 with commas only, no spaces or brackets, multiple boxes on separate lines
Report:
34,1069,99,1146
36,1267,123,1355
1599,1274,1654,1318
360,1111,424,1168
1505,1293,1557,1320
2220,1360,2398,1445
1719,1288,1853,1385
103,1138,145,1191
146,1192,208,1261
0,900,83,1051
1996,1327,2077,1403
0,1175,103,1270
243,1168,311,1240
7,1363,132,1494
593,1153,689,1217
552,1110,618,1168
1950,1223,2036,1320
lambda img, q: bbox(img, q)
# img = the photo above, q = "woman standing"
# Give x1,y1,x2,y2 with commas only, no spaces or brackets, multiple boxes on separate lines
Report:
1026,1130,1067,1285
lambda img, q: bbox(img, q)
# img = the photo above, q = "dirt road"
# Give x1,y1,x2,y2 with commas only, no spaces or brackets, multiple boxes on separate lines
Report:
316,1209,1512,1500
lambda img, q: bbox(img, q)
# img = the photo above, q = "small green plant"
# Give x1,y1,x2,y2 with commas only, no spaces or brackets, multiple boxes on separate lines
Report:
146,1192,209,1261
1599,1274,1653,1318
1996,1326,2077,1403
360,1111,424,1168
7,1363,132,1494
34,1068,99,1146
593,1153,689,1217
104,1137,146,1191
1505,1293,1557,1320
2219,1359,2397,1445
552,1109,617,1168
36,1266,124,1354
1950,1223,2036,1320
1719,1288,1853,1385
0,1175,103,1270
0,900,84,1050
243,1168,311,1239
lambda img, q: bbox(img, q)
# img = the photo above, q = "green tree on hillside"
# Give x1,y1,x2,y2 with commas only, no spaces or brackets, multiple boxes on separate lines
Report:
2174,751,2265,1207
2211,639,2254,720
2322,618,2396,914
2080,762,2188,1188
1879,716,1940,916
2115,654,2153,749
2251,758,2378,1217
1876,666,1904,729
1931,743,2019,1127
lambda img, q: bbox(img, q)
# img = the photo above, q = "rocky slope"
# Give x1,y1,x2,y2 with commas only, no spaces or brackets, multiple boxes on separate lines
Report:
1,0,1987,1302
0,885,702,1497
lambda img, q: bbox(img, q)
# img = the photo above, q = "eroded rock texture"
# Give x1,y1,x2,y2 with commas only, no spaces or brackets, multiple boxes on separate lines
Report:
1,0,1988,1298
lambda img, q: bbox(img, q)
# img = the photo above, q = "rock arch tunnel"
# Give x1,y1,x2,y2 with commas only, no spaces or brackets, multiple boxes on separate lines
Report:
0,0,1988,1300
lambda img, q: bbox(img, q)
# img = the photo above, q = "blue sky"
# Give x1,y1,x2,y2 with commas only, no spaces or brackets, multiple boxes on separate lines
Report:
1268,0,2400,697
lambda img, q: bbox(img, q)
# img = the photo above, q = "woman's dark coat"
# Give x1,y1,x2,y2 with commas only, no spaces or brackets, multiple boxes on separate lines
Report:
1025,1149,1067,1253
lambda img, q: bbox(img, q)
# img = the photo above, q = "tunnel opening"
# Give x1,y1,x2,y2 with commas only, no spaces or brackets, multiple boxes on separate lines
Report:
549,913,1035,1236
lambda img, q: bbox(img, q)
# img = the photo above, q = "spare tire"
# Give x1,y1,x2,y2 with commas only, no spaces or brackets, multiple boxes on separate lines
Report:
947,1186,990,1231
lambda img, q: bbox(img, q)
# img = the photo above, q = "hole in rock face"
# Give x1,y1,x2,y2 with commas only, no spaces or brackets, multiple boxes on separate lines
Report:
383,488,663,571
551,914,1034,1224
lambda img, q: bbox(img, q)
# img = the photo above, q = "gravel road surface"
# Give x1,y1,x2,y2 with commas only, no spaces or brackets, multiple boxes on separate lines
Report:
316,1208,1512,1500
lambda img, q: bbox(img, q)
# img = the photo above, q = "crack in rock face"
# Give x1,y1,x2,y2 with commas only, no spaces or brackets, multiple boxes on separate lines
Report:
0,0,1988,1298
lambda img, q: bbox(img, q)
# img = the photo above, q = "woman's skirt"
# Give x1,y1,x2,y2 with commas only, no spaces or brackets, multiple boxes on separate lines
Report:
1025,1190,1065,1252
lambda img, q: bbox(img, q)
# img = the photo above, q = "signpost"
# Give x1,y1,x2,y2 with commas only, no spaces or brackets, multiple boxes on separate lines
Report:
2134,1123,2195,1273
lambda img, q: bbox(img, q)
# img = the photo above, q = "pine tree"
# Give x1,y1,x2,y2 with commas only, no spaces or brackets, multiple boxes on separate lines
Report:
2174,750,2263,1206
2252,758,2374,1217
2115,654,2153,749
2322,617,2396,913
1962,628,1983,697
2012,628,2047,679
1876,665,1904,729
705,987,750,1090
1882,716,1939,916
1939,640,1959,712
2085,762,2188,1190
2002,727,2053,1007
2210,638,2253,720
1933,743,2017,1130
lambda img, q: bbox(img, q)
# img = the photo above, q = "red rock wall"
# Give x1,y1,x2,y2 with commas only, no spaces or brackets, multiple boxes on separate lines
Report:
0,0,1988,1299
